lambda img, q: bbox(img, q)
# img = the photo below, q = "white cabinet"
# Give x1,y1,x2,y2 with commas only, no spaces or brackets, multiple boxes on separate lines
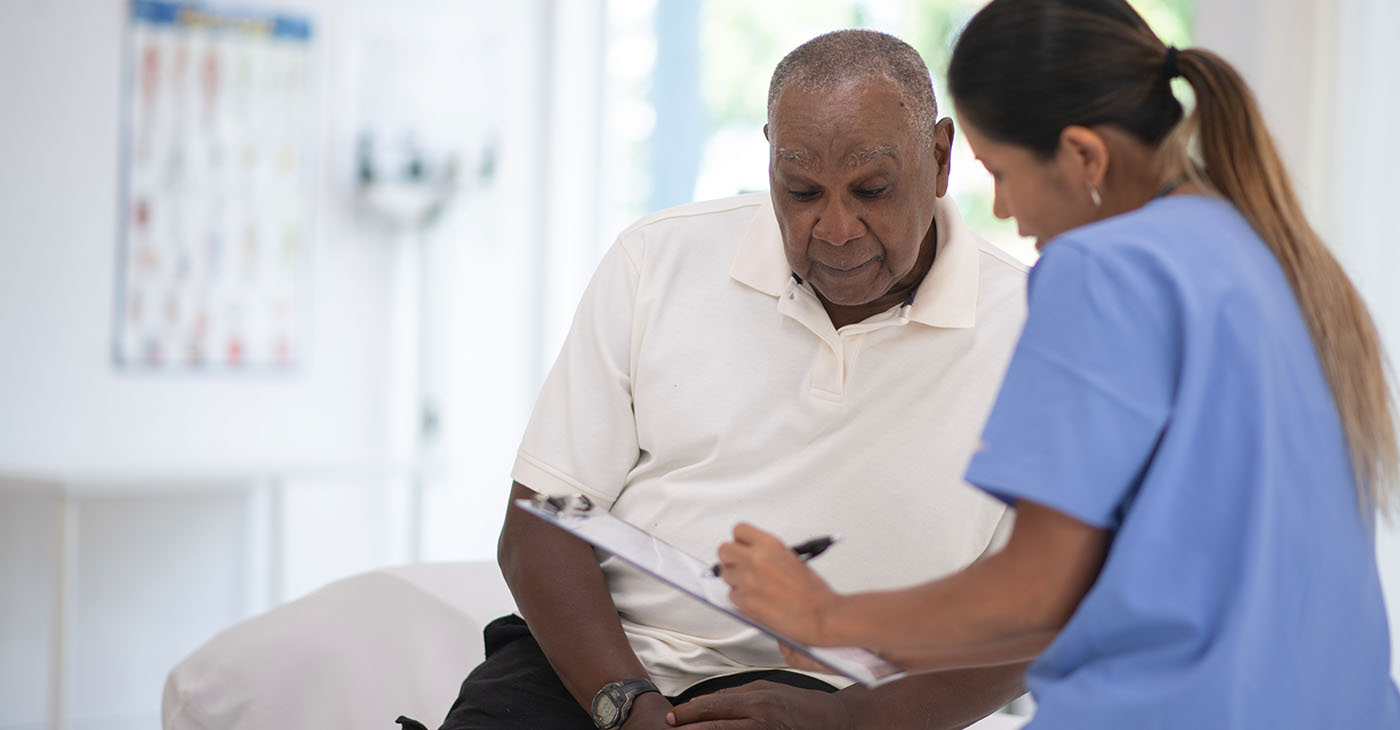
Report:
0,470,418,730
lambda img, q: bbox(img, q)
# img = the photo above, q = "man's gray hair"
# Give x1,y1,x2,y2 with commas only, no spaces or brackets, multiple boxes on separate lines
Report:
767,29,938,142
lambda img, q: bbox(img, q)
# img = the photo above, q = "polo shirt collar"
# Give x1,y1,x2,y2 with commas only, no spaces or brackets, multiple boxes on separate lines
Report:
729,193,980,328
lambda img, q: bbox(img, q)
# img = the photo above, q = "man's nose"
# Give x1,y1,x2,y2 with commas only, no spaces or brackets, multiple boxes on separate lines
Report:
811,196,865,246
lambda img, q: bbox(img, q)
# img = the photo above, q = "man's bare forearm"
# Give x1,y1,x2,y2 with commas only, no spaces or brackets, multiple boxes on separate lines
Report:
497,482,663,714
835,662,1028,730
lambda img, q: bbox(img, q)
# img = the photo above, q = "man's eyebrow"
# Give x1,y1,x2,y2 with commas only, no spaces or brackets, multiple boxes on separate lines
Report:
774,147,815,169
845,144,896,168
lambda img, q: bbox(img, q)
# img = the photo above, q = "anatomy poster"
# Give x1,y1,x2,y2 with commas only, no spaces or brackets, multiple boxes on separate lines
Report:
115,1,314,369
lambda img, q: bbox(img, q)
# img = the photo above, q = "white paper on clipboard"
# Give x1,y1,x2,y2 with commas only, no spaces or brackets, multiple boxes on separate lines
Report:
515,494,908,688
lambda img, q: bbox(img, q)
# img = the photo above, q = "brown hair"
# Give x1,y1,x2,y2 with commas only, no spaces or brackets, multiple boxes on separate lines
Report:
949,0,1397,515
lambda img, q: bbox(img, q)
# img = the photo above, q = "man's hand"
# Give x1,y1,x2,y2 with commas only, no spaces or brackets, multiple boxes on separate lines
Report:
620,692,677,730
666,682,855,730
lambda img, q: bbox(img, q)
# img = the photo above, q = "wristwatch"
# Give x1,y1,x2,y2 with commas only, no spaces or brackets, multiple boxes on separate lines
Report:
591,677,660,729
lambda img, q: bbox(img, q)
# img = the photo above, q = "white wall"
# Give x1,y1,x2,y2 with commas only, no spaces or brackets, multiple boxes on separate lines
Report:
0,2,394,479
0,489,61,730
0,2,398,728
0,0,561,724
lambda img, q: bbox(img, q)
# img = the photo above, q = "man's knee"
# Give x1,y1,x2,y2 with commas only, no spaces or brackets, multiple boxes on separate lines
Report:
437,615,593,730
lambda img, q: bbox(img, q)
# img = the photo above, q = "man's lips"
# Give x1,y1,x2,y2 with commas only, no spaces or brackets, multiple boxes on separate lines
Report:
814,258,877,277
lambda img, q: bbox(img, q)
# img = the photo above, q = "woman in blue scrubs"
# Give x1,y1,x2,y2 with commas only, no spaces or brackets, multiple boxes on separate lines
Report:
714,0,1400,726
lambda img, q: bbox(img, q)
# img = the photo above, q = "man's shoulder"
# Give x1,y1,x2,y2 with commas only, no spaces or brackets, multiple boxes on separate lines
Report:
968,235,1030,328
972,236,1031,279
611,193,771,274
618,193,769,242
934,195,1028,291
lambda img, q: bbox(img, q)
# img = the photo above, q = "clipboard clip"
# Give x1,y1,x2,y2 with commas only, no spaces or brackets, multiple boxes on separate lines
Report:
530,493,595,518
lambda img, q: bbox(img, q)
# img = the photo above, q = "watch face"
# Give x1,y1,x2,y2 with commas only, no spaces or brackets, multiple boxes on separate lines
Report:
594,693,619,727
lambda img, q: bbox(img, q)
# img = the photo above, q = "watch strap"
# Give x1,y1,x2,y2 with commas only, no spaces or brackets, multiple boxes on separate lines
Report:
591,677,660,729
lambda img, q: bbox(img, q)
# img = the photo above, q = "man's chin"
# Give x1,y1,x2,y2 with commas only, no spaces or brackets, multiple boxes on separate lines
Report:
808,261,887,301
810,280,884,308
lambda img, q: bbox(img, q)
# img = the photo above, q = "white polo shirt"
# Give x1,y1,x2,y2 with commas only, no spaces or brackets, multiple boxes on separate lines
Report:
512,192,1027,694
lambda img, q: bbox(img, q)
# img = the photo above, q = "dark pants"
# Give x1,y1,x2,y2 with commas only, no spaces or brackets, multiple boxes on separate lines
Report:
399,614,837,730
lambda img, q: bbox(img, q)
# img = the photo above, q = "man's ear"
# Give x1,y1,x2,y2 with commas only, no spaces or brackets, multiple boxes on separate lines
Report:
932,117,955,198
763,123,770,143
1058,125,1109,188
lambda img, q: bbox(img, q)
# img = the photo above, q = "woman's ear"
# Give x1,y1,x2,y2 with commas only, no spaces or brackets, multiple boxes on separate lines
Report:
1058,125,1109,188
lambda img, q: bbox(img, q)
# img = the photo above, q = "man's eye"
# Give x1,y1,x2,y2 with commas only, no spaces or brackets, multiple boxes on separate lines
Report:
855,186,889,199
787,189,820,202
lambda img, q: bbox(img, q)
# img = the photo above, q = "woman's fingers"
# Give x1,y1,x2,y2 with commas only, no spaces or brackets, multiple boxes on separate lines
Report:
779,643,837,673
715,524,838,645
717,524,790,586
730,521,784,547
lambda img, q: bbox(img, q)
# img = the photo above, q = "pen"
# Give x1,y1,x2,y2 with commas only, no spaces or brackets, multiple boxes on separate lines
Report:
706,534,842,577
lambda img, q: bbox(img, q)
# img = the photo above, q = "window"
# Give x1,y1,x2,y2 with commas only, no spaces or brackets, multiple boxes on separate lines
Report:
601,0,1196,265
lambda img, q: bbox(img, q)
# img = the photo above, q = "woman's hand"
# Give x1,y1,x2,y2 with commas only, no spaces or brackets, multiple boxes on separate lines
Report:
716,523,841,646
778,643,839,674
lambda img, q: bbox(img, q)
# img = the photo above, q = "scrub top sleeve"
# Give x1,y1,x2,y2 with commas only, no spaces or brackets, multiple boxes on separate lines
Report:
966,241,1178,530
512,238,643,510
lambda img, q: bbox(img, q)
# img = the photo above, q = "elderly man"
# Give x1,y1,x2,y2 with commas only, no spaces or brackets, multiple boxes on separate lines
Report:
432,29,1029,730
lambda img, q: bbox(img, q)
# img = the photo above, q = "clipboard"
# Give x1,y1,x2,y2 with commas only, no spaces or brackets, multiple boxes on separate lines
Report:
515,494,908,688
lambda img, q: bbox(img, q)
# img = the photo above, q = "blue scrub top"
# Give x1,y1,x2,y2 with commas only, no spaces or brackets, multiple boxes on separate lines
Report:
966,195,1400,728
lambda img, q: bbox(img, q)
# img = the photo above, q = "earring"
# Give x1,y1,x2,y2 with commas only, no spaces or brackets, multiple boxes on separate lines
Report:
1087,183,1102,208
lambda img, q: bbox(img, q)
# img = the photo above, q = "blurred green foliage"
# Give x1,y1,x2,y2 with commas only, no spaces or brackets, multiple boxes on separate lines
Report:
688,0,1196,256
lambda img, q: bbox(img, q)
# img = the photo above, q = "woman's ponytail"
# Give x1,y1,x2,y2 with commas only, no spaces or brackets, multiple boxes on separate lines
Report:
1177,48,1397,515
